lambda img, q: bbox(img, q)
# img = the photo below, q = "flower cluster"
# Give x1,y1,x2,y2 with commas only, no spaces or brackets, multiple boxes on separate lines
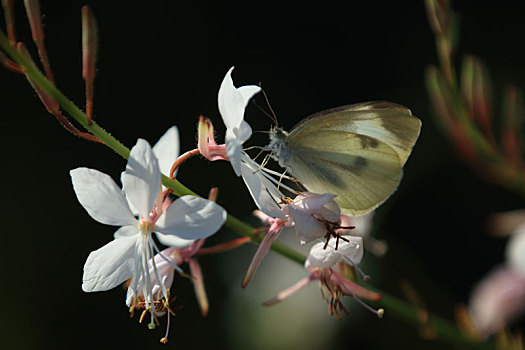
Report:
198,67,382,315
66,66,382,343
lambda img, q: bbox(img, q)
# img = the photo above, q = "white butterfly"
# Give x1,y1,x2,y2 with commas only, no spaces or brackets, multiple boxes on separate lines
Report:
268,101,421,216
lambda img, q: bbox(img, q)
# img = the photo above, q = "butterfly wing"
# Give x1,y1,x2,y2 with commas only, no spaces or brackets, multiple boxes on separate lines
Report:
289,101,421,166
286,101,421,215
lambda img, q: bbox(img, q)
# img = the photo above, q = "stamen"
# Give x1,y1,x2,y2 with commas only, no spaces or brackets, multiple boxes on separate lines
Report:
160,310,171,344
321,220,354,250
258,168,298,194
351,293,384,318
139,309,148,323
337,253,371,282
148,236,170,305
259,166,295,180
356,266,371,281
150,239,185,275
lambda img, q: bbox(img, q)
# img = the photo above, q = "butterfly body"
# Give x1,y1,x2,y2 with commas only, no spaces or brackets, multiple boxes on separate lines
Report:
268,127,293,169
267,101,421,216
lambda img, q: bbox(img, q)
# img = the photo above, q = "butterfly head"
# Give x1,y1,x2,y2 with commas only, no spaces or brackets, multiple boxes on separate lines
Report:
268,127,294,169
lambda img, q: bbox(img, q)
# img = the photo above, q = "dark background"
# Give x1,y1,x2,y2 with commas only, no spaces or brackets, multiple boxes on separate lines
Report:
1,1,525,349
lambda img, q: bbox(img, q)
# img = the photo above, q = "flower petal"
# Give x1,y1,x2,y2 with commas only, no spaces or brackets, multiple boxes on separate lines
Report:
225,122,253,176
294,192,340,222
306,236,364,269
238,85,261,109
242,226,284,288
121,139,162,219
236,120,253,144
82,235,137,292
70,168,137,226
218,66,246,129
153,126,180,177
188,258,209,317
469,265,525,335
331,270,382,301
341,212,375,237
155,232,194,248
154,195,226,239
336,236,364,265
506,226,525,275
225,130,243,176
305,241,342,269
240,156,286,219
262,275,316,306
284,205,325,244
114,225,139,239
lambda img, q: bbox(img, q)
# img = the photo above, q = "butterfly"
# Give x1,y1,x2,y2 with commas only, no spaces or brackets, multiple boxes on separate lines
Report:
267,101,421,216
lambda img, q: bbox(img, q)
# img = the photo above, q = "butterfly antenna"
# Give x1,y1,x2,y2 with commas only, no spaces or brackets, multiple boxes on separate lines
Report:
252,99,277,125
259,83,279,126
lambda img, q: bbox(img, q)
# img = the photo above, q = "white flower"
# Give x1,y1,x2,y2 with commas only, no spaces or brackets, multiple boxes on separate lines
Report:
71,139,226,323
469,265,525,336
506,224,525,275
263,235,381,319
467,210,525,335
218,66,261,176
216,68,288,220
242,194,356,288
283,192,342,244
305,236,364,269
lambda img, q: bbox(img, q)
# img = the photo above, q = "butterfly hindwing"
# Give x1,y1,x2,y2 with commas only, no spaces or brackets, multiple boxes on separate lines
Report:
287,129,403,215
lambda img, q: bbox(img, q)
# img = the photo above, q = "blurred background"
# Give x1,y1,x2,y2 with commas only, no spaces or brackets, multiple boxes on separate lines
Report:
1,1,525,349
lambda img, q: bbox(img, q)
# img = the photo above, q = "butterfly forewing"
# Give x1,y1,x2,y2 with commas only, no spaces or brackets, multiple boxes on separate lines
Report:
288,101,421,166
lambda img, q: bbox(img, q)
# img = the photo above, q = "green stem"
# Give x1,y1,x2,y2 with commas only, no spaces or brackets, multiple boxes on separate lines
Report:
0,29,491,349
